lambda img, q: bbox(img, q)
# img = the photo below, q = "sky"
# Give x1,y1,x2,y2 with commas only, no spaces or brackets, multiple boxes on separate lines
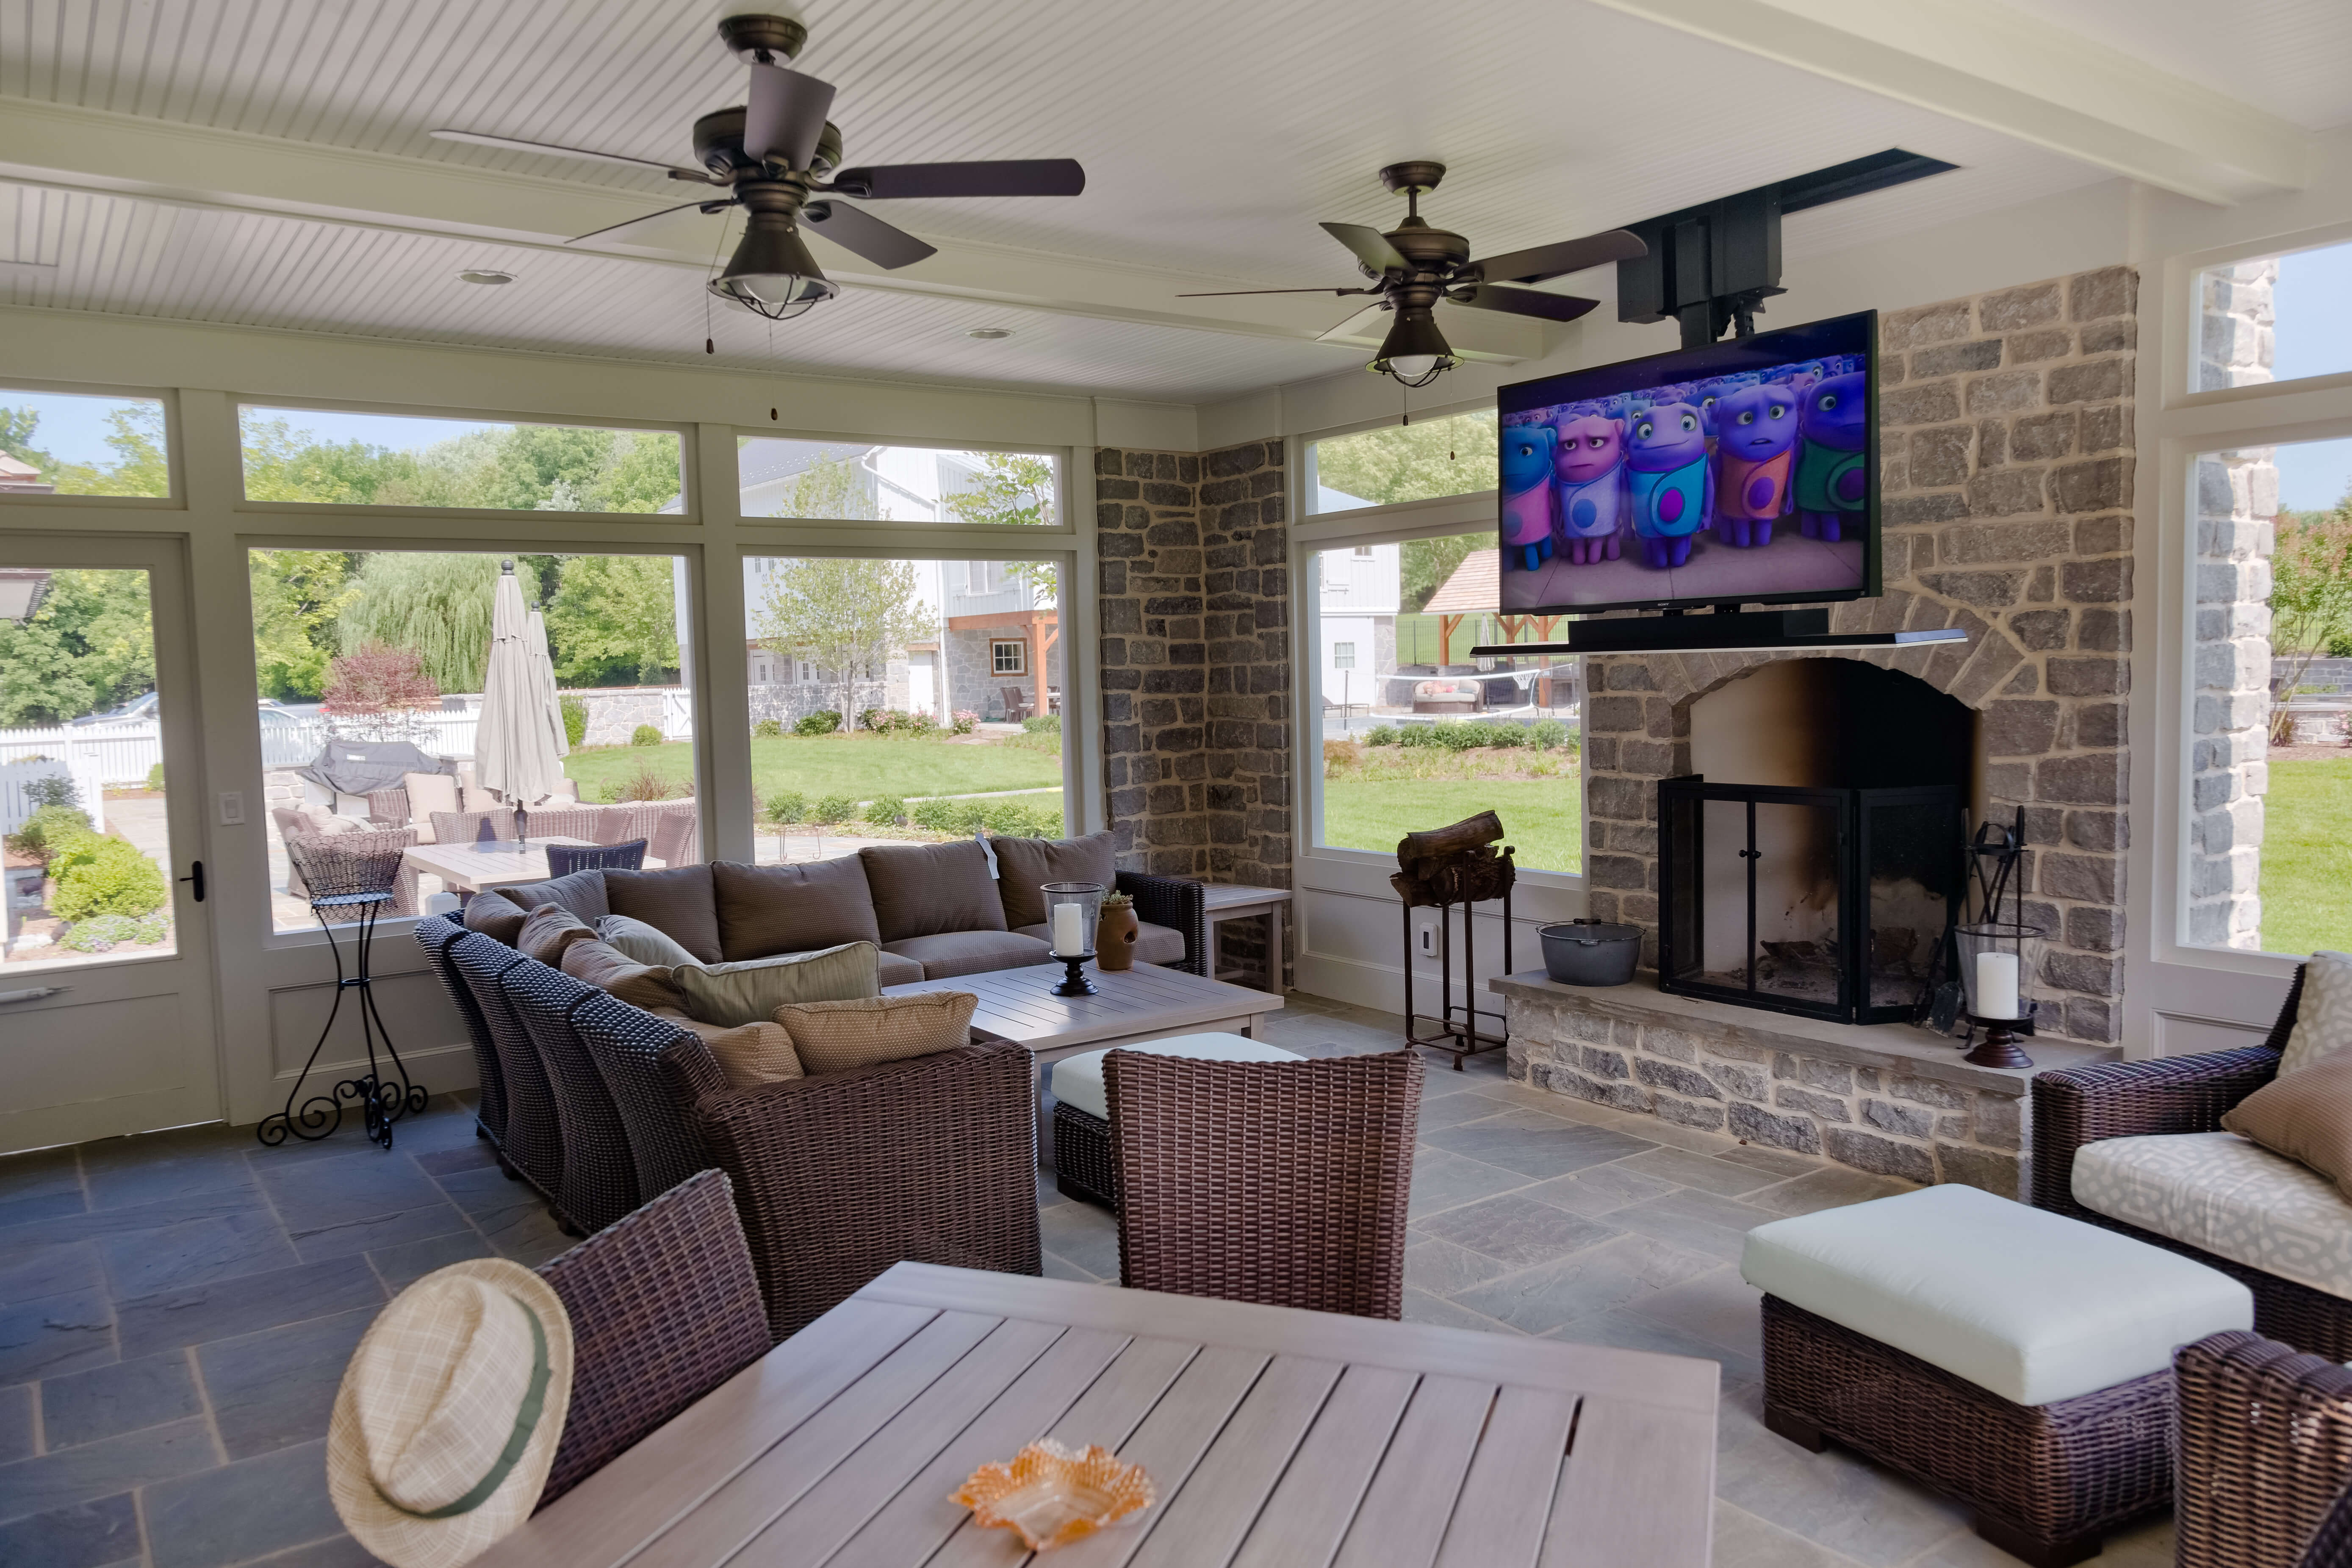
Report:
0,393,510,468
2270,240,2352,512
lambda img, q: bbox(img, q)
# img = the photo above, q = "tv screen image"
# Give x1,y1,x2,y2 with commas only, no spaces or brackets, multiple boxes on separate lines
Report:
1497,311,1878,616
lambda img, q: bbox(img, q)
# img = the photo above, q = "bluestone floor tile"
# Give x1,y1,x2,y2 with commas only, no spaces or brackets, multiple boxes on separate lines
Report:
476,1202,573,1267
0,1192,89,1232
40,1352,204,1451
1610,1190,1785,1265
287,1202,471,1264
429,1164,542,1224
241,1533,382,1568
1556,1307,1766,1388
365,1230,492,1291
1745,1166,1919,1218
142,1436,343,1568
1714,1144,1825,1179
1414,1090,1526,1132
255,1150,446,1233
412,1143,499,1178
1400,1287,1516,1333
1623,1265,1766,1360
4,1188,275,1252
0,1148,82,1208
0,1418,217,1525
1406,1147,1533,1219
0,1493,143,1568
198,1308,375,1460
1422,1109,1655,1180
1713,1382,1967,1568
1412,1194,1621,1269
77,1135,256,1213
1451,1233,1719,1335
1038,1200,1120,1280
0,1288,117,1386
1402,1234,1518,1297
94,1206,299,1299
112,1256,383,1361
1709,1499,1861,1567
0,1383,32,1464
1615,1145,1788,1197
0,1240,103,1310
1518,1161,1682,1218
1041,1250,1099,1283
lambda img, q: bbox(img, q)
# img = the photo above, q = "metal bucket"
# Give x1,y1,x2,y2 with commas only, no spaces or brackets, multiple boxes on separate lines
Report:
1538,920,1642,986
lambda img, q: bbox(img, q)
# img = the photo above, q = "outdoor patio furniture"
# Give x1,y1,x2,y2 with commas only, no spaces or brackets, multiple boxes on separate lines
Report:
568,990,715,1202
545,839,645,877
532,1169,773,1510
1104,1047,1421,1319
518,806,605,845
647,809,698,867
430,806,518,846
449,930,572,1225
501,962,643,1234
403,835,598,900
414,912,507,1151
1742,1183,2254,1567
1050,1032,1300,1209
271,809,422,912
2033,963,2352,1359
2175,1329,2352,1568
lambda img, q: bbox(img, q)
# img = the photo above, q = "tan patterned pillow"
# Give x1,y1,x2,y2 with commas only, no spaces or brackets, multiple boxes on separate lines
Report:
558,937,686,1014
2223,1056,2352,1203
650,1008,804,1086
517,903,596,966
2281,951,2352,1076
776,992,977,1075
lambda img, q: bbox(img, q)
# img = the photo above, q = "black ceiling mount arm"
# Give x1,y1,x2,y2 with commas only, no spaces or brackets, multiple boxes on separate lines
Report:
1615,148,1957,349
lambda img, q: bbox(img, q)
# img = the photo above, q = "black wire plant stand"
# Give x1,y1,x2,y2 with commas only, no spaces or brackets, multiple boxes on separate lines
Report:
258,832,430,1150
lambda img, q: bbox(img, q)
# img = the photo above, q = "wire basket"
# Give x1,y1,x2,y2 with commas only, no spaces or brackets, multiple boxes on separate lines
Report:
285,830,411,907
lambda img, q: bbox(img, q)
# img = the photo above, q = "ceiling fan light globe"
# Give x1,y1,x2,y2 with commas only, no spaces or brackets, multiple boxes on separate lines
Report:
1385,354,1440,380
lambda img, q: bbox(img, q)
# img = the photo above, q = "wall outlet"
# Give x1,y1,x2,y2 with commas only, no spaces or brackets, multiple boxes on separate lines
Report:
1416,920,1438,957
218,791,245,826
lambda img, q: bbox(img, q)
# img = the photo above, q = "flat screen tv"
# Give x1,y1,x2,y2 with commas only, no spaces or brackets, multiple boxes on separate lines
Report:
1496,310,1878,617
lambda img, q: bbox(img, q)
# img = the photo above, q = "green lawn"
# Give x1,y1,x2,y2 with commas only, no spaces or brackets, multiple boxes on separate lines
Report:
564,732,1065,806
1323,777,1582,874
2258,759,2352,955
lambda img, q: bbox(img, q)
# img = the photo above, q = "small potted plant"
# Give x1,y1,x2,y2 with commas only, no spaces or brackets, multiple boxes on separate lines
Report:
1096,889,1139,972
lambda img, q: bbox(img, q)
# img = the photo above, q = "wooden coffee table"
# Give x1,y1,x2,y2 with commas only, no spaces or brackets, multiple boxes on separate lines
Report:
884,962,1285,1166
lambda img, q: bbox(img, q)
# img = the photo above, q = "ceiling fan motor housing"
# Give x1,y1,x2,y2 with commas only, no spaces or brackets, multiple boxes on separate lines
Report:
694,108,843,176
717,14,807,64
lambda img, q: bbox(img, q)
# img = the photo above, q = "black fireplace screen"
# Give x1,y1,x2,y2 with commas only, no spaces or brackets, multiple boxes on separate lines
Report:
1658,777,1961,1025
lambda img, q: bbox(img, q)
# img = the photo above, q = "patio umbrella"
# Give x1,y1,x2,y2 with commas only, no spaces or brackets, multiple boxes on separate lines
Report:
474,562,567,808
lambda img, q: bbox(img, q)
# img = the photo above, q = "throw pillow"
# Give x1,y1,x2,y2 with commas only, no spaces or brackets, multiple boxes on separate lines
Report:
711,858,882,962
596,914,703,971
648,1008,805,1086
670,942,880,1028
604,864,722,963
992,831,1117,930
517,903,597,966
300,809,367,837
559,937,686,1013
2222,1056,2352,1203
504,868,611,925
462,889,529,945
858,841,1005,942
402,770,459,826
2280,951,2352,1076
776,991,977,1075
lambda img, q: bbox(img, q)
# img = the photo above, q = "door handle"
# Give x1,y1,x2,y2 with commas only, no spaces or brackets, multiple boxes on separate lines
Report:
179,861,205,903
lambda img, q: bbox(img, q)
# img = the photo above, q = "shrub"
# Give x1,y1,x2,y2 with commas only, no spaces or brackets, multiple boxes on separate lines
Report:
858,707,888,732
765,790,807,824
949,710,978,735
983,800,1060,837
864,795,908,826
1324,740,1361,778
1396,723,1439,749
22,773,80,811
145,762,166,792
1363,725,1399,747
52,837,169,922
810,794,856,825
905,709,937,734
561,694,589,748
1021,715,1061,734
2332,633,2352,659
1529,718,1569,750
8,803,94,863
910,796,980,833
751,718,784,739
795,710,842,737
609,759,683,802
629,723,664,747
62,911,169,952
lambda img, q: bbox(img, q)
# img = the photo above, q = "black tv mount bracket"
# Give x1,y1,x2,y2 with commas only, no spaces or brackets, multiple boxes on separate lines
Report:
1616,149,1958,350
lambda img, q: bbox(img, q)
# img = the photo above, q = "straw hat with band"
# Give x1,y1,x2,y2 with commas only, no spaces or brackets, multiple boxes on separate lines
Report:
328,1259,575,1568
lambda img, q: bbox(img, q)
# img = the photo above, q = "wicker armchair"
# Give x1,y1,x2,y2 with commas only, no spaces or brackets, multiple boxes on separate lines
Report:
1115,870,1209,977
431,807,518,847
655,1032,1041,1339
534,1169,773,1508
568,991,715,1202
1105,1048,1422,1319
449,932,570,1224
414,914,505,1148
500,964,643,1235
2031,966,2352,1357
648,810,700,867
2175,1330,2352,1568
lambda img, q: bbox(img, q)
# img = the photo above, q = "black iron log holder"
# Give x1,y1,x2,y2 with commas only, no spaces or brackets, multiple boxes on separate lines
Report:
1394,812,1517,1071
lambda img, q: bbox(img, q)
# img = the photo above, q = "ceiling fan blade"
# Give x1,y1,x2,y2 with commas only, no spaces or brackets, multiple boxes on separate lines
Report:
1316,302,1393,345
1465,228,1646,285
801,200,937,270
826,160,1085,199
1320,222,1407,277
1447,283,1599,324
430,128,717,182
1174,286,1369,298
565,198,735,246
743,62,835,168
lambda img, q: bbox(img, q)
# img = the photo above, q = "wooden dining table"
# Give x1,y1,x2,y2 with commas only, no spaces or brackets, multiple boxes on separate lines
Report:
481,1262,1718,1568
402,836,597,896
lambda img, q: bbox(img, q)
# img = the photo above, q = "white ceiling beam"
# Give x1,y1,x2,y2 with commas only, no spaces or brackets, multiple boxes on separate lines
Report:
0,96,1547,362
1582,0,2312,205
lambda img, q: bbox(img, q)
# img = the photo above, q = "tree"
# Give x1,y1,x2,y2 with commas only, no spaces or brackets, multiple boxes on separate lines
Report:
1312,409,1497,510
0,569,155,724
323,643,441,741
756,557,936,726
338,553,500,692
2270,499,2352,742
543,555,679,686
249,549,357,700
0,407,57,475
942,452,1055,527
1401,534,1483,614
767,453,882,520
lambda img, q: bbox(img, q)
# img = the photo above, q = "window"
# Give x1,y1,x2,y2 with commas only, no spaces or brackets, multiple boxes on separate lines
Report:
248,549,698,933
1310,524,1581,873
238,407,681,512
0,389,169,498
2199,239,2352,392
1303,408,1497,514
742,555,1066,864
739,438,1058,525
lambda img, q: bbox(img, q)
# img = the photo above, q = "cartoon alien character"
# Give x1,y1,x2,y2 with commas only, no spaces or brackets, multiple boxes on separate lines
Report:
1785,360,1828,393
1550,414,1627,564
1626,403,1712,570
1794,371,1870,540
1692,388,1723,452
1709,382,1800,548
1499,424,1558,574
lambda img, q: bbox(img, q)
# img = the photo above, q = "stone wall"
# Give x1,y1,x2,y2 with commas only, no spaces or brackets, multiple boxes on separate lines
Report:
1581,266,2139,1044
944,625,1063,720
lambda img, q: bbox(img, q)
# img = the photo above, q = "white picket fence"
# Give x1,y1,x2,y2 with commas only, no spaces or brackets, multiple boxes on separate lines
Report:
0,752,108,836
258,712,481,768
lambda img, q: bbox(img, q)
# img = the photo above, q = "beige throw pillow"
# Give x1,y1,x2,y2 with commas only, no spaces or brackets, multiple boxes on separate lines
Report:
650,1008,804,1086
402,770,460,826
559,937,687,1014
517,904,597,966
776,991,977,1075
2222,1056,2352,1203
596,914,703,971
2280,951,2352,1076
670,942,880,1028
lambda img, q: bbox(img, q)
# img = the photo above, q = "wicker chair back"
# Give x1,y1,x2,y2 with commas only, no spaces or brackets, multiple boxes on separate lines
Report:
413,915,505,1142
534,1169,772,1507
569,991,712,1202
449,932,565,1206
648,809,699,867
501,962,642,1235
1105,1049,1422,1319
546,839,646,878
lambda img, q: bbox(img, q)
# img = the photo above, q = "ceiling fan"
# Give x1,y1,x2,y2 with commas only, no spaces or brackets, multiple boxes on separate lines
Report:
429,12,1085,321
1182,162,1646,387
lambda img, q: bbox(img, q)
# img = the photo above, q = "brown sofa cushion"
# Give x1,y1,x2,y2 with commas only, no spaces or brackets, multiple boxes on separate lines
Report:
560,937,687,1013
1014,919,1186,967
992,831,1118,930
461,888,529,945
711,858,882,962
776,992,977,1075
875,950,925,986
860,840,1005,942
882,929,1051,980
517,904,597,966
2222,1055,2352,1203
503,869,611,925
649,1008,803,1087
604,864,722,964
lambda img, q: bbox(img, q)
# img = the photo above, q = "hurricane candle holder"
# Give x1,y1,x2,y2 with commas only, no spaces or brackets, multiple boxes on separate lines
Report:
1955,920,2044,1069
1041,881,1105,997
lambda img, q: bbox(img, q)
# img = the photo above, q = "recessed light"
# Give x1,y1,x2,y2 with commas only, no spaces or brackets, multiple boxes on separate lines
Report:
967,326,1013,340
458,269,515,285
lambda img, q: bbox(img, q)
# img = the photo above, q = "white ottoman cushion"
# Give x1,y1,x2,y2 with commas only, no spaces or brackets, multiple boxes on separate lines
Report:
2072,1130,2352,1302
1050,1032,1300,1122
1740,1183,2252,1406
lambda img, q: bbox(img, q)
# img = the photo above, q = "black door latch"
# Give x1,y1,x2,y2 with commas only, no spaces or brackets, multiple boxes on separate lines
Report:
178,861,205,903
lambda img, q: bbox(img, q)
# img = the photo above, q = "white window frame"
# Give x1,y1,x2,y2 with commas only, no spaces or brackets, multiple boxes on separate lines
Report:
991,637,1028,676
733,427,1071,540
1332,640,1357,670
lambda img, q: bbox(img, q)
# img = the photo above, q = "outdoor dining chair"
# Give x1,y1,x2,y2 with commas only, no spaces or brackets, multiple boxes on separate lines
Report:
545,839,646,877
648,810,699,867
1105,1048,1423,1320
533,1169,773,1507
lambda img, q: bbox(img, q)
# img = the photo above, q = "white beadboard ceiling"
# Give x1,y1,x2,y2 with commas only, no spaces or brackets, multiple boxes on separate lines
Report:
0,0,2346,403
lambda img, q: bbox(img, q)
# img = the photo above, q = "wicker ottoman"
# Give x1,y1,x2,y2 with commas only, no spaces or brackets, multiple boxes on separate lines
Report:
1743,1184,2254,1568
1048,1033,1299,1209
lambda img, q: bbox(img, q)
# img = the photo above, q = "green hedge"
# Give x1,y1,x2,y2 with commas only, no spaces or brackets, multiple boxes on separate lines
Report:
53,836,169,922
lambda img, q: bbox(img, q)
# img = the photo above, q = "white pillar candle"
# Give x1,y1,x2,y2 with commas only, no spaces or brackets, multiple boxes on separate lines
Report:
1051,902,1086,957
1975,950,2020,1020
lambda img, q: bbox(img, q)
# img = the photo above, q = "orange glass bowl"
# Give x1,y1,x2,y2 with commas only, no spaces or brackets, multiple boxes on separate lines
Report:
953,1441,1155,1551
